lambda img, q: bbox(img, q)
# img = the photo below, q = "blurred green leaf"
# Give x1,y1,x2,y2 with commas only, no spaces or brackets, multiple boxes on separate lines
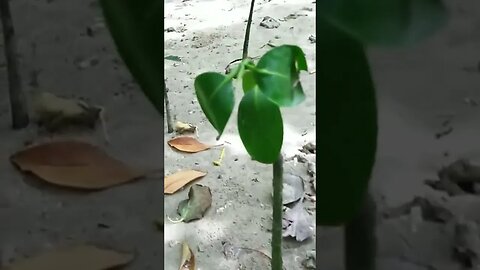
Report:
165,55,182,62
289,58,307,106
318,0,448,46
254,45,307,107
238,88,283,164
290,46,308,71
317,17,378,226
194,72,235,138
100,0,164,115
100,0,165,115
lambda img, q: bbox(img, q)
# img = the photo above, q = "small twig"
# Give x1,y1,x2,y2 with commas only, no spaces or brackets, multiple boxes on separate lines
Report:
224,55,261,75
28,42,41,88
272,154,284,270
0,0,29,129
98,107,110,144
164,80,174,133
211,143,225,148
213,147,225,166
242,0,255,59
435,126,453,139
260,42,277,49
224,58,243,74
397,255,438,270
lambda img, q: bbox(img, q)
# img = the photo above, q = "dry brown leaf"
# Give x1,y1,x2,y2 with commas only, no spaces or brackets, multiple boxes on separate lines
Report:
179,242,195,270
10,141,144,190
168,136,210,153
2,245,133,270
165,170,207,194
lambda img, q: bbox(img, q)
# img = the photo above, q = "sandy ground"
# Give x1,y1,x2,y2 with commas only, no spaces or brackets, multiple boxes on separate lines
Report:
0,0,163,269
164,0,316,269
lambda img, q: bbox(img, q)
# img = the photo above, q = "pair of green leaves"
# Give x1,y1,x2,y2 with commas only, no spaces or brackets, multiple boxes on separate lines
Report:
194,45,307,164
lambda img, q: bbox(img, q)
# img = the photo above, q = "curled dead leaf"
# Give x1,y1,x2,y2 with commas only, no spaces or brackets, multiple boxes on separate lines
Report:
168,136,210,153
282,173,304,205
282,201,314,242
32,92,99,129
10,141,144,190
2,245,133,270
175,121,197,134
179,242,195,270
165,170,207,194
31,92,109,142
169,184,212,223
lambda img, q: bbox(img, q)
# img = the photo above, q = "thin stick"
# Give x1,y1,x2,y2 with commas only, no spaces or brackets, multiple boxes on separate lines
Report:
0,0,29,129
272,154,284,270
224,55,261,74
164,80,174,133
242,0,255,60
224,58,242,74
98,108,110,144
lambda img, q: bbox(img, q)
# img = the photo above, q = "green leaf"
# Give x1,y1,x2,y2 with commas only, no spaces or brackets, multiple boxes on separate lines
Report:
165,55,182,62
318,0,448,46
100,0,164,115
238,88,283,164
290,61,307,106
254,45,307,107
317,17,378,226
242,70,256,93
194,72,235,138
290,46,308,71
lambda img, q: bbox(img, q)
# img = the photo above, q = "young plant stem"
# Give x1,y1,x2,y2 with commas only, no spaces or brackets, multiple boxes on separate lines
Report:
0,0,29,129
344,192,377,270
164,80,174,133
240,0,284,268
272,154,284,270
242,0,255,59
241,0,283,268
